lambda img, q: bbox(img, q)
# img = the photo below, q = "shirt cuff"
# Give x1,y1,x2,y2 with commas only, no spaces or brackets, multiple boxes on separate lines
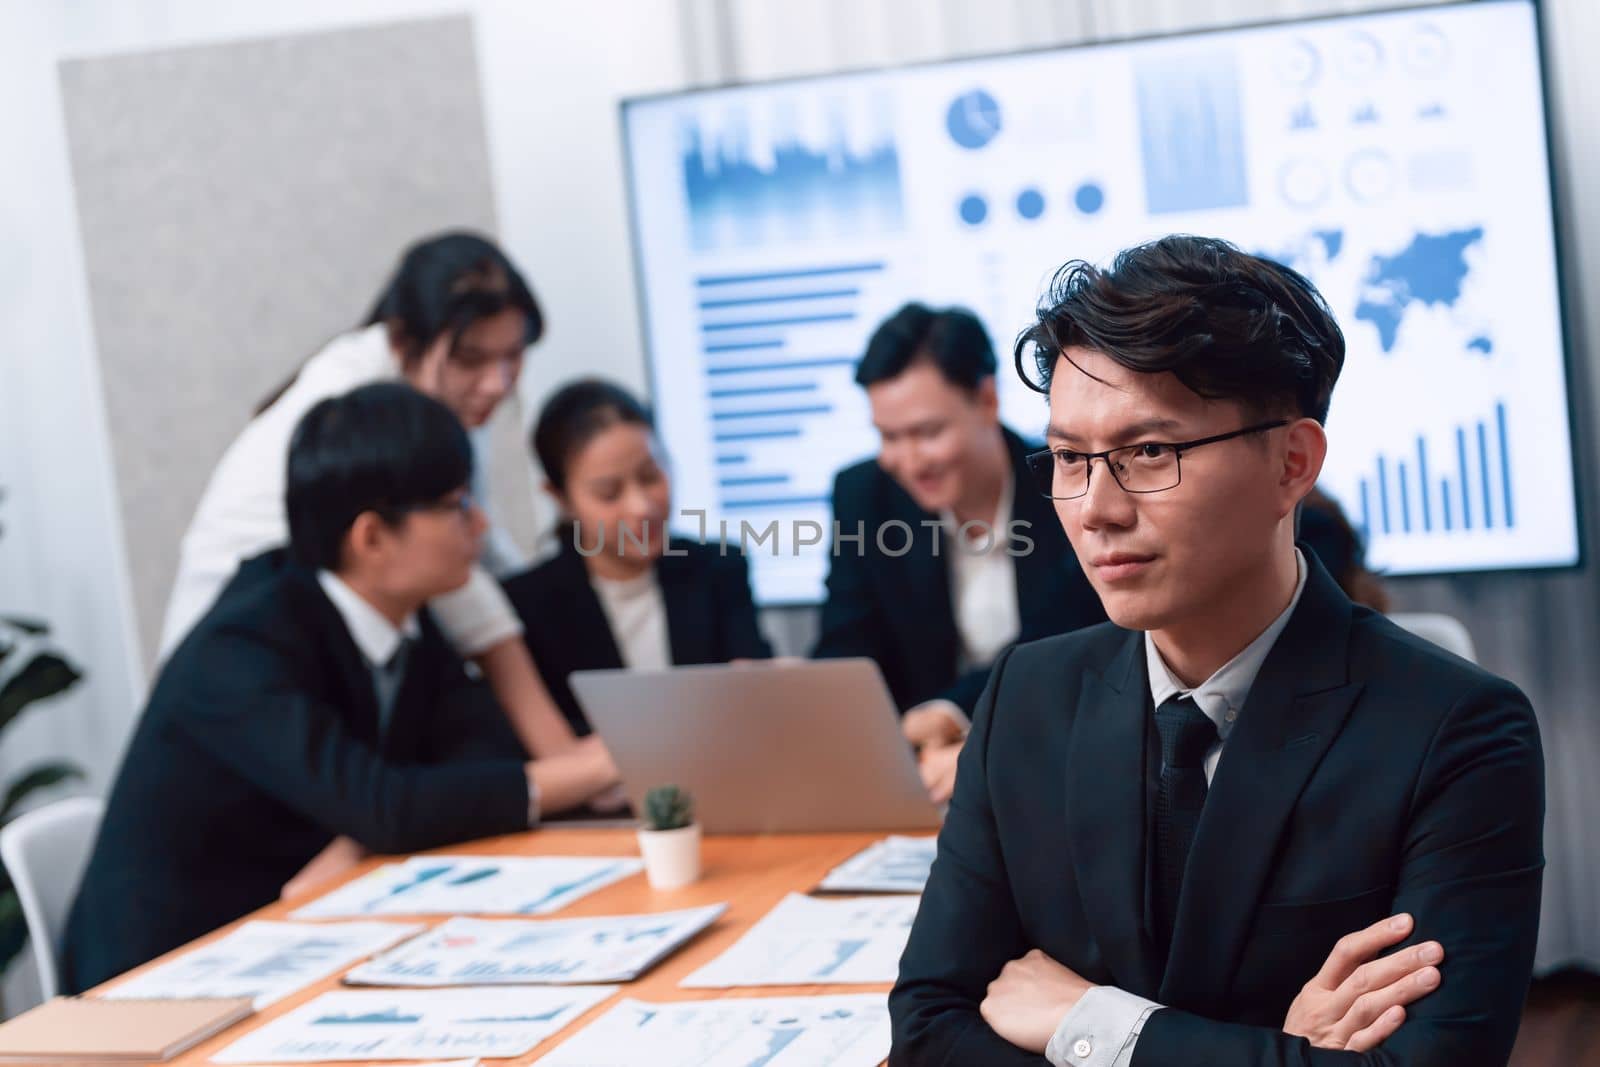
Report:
922,698,971,736
1045,986,1161,1067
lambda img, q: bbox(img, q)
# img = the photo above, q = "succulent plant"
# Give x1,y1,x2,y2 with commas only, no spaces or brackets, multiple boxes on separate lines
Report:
642,784,694,832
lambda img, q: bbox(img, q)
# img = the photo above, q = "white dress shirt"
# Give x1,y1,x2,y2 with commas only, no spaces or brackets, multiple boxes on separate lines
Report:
943,473,1021,671
1046,550,1309,1067
920,475,1021,729
591,569,672,671
159,324,524,662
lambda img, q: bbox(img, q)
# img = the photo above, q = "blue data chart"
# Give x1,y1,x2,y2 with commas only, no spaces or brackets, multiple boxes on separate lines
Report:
1134,51,1250,214
946,88,1002,149
624,0,1576,597
680,97,904,252
696,261,881,515
1355,402,1514,539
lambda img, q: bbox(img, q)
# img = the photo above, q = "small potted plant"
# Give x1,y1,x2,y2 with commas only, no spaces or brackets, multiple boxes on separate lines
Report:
636,784,700,889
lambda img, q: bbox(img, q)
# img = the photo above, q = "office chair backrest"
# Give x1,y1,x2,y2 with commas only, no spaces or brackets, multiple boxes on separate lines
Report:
0,795,103,999
1390,612,1478,664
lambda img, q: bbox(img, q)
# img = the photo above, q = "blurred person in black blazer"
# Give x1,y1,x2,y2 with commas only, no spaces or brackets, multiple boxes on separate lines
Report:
889,237,1543,1066
1300,485,1391,613
61,383,614,992
814,303,1105,802
503,379,771,737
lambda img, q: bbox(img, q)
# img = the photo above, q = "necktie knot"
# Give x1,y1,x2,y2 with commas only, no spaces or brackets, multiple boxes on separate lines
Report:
379,637,412,677
1156,696,1218,770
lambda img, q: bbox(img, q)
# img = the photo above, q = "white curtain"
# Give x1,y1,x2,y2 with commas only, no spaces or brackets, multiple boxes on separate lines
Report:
697,0,1600,976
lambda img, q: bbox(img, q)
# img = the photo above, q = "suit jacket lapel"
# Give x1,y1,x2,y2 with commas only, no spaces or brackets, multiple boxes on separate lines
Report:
1159,558,1364,1012
1067,629,1163,996
1007,429,1060,634
658,547,710,664
887,487,959,671
293,567,383,747
552,544,627,669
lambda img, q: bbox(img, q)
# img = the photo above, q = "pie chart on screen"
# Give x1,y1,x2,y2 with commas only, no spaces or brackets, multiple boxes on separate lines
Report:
946,88,1002,149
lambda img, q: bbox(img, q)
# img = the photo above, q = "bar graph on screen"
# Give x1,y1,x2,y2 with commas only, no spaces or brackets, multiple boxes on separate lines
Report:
694,262,885,517
1353,401,1515,540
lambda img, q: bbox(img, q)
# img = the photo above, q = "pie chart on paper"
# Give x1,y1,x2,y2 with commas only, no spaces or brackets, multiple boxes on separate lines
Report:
946,88,1002,149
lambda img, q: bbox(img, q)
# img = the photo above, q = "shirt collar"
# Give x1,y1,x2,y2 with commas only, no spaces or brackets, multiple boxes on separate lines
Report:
1144,549,1308,739
316,571,420,669
939,469,1015,545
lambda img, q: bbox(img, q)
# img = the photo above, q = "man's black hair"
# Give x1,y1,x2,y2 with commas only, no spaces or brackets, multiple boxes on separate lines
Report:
286,382,472,570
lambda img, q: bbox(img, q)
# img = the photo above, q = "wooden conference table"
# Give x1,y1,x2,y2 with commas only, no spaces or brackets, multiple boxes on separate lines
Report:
99,827,905,1065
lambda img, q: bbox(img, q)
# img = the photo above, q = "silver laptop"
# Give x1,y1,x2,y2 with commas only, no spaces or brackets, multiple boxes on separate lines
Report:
570,658,942,834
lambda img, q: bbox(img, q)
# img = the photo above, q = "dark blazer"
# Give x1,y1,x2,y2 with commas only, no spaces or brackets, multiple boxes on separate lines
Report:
502,538,773,737
890,554,1544,1066
813,426,1106,714
61,551,532,993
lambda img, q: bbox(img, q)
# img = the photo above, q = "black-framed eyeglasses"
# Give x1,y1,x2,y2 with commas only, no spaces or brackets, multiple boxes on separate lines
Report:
412,489,477,517
1025,420,1289,500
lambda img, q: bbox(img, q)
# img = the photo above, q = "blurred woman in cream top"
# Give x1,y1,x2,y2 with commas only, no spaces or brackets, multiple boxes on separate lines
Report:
160,232,617,792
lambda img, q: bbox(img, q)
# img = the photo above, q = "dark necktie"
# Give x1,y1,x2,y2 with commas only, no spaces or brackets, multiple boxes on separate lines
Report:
372,638,412,742
1153,695,1219,956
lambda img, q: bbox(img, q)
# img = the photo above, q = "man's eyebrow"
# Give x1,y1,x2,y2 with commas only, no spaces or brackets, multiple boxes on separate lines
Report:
1046,417,1188,446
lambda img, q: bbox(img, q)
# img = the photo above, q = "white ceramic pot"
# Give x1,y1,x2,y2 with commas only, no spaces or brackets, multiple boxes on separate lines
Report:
636,823,702,889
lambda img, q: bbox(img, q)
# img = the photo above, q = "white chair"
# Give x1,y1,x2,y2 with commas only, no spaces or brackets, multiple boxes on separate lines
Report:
1389,612,1478,664
0,795,103,999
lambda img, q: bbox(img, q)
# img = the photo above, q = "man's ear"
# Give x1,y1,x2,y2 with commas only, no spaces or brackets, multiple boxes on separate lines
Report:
974,376,1000,421
1280,418,1328,516
342,510,391,570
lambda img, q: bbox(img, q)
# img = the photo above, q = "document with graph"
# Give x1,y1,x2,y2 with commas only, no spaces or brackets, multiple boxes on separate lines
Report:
344,905,726,986
817,835,936,894
680,893,917,987
100,920,423,1008
210,986,617,1063
536,994,889,1067
290,855,642,918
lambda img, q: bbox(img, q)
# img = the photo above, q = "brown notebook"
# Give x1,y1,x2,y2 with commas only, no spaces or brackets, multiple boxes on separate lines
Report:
0,996,255,1063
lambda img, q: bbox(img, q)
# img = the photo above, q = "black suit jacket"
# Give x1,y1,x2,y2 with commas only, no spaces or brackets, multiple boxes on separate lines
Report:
890,555,1544,1066
502,539,773,737
61,551,531,993
813,426,1106,713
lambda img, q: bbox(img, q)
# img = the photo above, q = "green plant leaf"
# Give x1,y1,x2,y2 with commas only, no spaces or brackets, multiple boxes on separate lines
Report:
0,763,85,825
0,651,83,736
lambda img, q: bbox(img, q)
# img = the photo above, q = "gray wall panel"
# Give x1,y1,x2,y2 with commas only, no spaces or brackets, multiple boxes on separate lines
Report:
58,14,536,669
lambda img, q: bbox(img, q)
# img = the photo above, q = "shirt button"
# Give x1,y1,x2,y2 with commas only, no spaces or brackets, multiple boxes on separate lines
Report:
1073,1037,1094,1059
1224,708,1238,724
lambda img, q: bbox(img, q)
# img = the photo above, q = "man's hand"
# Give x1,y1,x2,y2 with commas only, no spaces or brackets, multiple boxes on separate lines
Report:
918,742,962,804
1284,913,1444,1052
281,835,368,900
980,949,1096,1054
902,702,967,749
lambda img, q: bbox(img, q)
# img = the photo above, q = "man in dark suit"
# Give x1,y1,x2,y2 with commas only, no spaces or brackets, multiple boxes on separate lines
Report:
62,383,611,992
815,303,1105,801
890,237,1543,1065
